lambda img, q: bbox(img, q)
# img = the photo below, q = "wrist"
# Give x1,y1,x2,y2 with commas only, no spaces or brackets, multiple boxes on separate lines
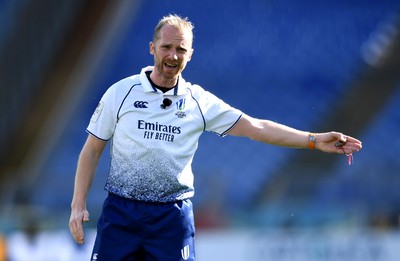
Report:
308,133,317,149
71,198,86,210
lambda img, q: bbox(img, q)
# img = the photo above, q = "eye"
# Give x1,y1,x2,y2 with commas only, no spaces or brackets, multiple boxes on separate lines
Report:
177,48,187,54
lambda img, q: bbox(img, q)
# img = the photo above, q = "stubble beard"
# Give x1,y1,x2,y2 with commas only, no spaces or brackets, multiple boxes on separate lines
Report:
154,61,183,87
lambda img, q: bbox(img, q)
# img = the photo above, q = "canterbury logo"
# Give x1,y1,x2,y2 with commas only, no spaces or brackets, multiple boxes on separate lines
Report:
134,101,148,108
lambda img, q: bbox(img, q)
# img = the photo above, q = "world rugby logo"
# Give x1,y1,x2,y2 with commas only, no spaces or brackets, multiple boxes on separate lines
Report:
181,245,190,260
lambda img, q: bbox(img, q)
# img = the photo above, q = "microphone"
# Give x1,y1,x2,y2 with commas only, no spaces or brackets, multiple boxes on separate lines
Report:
160,98,172,109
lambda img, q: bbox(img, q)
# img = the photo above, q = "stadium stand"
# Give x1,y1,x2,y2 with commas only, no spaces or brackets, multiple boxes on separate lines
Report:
312,85,400,225
1,0,400,230
76,0,399,213
0,0,86,160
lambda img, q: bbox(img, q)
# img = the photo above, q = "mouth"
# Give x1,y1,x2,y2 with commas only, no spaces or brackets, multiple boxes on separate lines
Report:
165,62,178,69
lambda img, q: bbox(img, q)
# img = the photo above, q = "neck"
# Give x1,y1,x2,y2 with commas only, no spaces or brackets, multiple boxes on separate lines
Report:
149,71,178,88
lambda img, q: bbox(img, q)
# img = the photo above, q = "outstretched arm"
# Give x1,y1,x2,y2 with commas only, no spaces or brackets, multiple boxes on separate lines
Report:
69,134,107,244
228,114,362,154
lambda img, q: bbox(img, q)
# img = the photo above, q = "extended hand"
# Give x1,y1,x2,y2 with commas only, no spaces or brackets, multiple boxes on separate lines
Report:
315,132,362,154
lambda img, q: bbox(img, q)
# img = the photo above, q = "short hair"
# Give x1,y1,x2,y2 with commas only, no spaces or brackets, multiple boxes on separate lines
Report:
153,14,194,45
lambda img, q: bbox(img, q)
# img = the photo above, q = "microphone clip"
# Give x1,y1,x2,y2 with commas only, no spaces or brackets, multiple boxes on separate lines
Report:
160,98,172,109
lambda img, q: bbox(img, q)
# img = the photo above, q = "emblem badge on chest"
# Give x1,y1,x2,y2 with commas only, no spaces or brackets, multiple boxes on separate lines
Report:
175,98,187,118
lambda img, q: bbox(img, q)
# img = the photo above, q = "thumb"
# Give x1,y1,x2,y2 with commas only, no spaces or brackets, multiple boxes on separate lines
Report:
339,134,347,143
83,211,90,222
332,131,346,143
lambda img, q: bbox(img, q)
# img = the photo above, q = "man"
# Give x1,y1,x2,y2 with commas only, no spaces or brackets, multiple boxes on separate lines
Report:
69,14,362,261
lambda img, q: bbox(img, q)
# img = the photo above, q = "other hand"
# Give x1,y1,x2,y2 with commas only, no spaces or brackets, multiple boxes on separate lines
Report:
69,208,90,244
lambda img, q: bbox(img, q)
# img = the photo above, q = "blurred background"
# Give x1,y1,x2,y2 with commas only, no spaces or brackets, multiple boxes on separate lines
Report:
1,0,400,260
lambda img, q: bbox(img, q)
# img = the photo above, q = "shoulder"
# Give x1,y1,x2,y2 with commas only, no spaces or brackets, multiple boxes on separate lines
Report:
186,83,224,106
103,75,142,100
177,76,227,106
110,75,141,92
186,83,208,98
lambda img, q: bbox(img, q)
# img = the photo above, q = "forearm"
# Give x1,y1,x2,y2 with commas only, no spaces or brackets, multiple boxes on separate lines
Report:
229,114,312,148
250,119,310,148
71,143,102,209
229,114,362,154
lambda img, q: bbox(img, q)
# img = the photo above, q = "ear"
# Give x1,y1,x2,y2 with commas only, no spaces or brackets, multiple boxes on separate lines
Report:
149,42,155,55
187,48,194,62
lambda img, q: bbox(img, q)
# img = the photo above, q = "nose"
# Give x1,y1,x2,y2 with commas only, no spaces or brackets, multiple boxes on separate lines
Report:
171,52,178,60
169,49,178,60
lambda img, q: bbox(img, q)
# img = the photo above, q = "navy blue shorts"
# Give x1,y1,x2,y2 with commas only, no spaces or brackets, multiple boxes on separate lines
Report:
91,194,195,261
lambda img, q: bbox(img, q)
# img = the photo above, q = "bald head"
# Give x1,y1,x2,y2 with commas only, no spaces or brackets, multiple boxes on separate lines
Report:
153,14,194,47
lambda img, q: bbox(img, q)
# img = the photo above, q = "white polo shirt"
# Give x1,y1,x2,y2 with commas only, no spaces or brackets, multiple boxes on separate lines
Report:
87,66,243,202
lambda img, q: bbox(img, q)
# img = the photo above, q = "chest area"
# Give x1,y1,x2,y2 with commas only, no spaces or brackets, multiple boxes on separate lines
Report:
116,93,203,139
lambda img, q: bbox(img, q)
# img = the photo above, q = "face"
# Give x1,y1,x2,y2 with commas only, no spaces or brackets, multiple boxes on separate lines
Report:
149,24,193,87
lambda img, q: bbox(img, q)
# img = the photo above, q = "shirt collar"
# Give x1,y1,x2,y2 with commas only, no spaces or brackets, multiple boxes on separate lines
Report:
140,66,187,96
